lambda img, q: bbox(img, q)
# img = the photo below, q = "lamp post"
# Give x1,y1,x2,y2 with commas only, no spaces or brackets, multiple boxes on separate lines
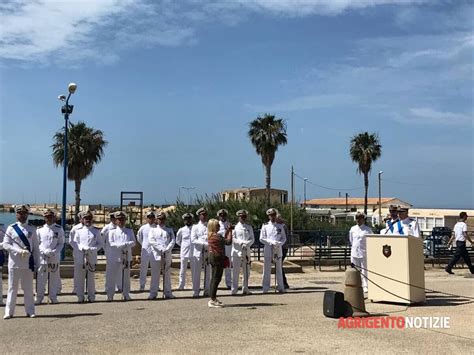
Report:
58,83,77,241
303,178,308,208
179,186,195,206
378,171,383,225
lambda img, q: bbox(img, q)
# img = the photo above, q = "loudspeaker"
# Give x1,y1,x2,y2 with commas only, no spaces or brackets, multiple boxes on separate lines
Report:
323,290,346,318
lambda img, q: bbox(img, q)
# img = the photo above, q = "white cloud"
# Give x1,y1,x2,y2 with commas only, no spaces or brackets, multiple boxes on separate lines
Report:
0,0,431,65
248,94,358,112
401,108,473,126
232,0,428,16
246,30,473,120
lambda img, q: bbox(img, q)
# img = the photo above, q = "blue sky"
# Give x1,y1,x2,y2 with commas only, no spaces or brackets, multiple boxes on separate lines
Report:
0,0,473,208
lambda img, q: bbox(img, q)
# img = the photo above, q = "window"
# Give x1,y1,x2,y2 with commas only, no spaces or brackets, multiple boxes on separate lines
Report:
426,217,435,230
416,217,425,230
435,218,444,227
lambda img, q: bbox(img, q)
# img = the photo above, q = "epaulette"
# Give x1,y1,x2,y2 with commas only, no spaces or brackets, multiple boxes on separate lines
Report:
9,223,16,227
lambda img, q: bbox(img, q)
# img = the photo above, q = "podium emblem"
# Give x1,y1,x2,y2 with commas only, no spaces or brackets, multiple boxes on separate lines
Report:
382,244,392,258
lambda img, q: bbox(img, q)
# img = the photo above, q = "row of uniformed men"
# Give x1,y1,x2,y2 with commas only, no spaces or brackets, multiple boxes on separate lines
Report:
0,205,287,319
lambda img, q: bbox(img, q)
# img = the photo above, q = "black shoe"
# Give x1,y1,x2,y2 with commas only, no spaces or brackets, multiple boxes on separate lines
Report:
445,268,454,275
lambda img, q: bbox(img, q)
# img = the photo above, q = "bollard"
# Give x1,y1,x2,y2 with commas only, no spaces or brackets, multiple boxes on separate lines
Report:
344,267,369,316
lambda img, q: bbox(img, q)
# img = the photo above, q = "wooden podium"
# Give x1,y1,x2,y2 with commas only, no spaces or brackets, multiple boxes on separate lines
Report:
366,235,425,304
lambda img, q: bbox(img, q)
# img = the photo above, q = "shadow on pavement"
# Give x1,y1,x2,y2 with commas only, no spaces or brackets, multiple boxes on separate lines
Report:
224,302,286,308
37,312,102,318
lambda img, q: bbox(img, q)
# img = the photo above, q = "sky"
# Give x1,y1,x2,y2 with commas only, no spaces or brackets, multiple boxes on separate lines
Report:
0,0,473,209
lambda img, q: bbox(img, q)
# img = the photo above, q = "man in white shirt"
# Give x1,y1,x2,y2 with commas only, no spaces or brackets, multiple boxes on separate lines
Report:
3,205,40,319
217,209,232,289
35,209,65,304
446,212,473,274
231,209,255,295
137,211,156,291
380,205,399,235
69,210,102,303
148,211,176,299
0,223,6,306
105,211,135,301
176,213,194,290
190,207,209,298
397,207,420,237
349,212,373,293
260,208,286,293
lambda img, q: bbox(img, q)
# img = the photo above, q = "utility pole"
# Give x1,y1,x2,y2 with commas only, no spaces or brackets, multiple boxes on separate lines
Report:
303,178,308,209
378,171,383,225
290,166,294,242
345,193,349,212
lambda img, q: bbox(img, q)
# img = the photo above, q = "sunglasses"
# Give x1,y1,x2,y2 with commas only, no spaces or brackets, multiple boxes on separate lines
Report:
117,217,126,221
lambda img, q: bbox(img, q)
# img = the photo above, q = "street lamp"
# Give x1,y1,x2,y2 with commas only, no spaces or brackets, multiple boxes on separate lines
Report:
179,186,195,206
378,171,383,225
58,82,77,238
303,178,308,208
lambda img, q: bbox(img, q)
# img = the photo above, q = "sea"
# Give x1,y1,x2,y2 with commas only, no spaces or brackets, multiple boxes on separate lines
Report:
0,212,16,226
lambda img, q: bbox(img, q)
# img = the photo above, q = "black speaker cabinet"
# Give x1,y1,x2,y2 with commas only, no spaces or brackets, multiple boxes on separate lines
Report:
323,290,346,318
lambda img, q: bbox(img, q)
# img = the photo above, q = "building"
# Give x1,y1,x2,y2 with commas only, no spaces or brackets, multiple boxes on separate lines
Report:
221,187,288,204
304,197,411,213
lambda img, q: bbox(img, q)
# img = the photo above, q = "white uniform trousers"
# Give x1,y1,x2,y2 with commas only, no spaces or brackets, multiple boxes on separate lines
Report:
178,256,191,289
262,246,284,292
149,253,173,297
139,249,151,289
106,261,130,299
351,256,368,290
5,268,35,317
224,245,232,288
0,269,3,305
232,255,250,293
36,264,61,302
191,255,210,297
74,263,96,301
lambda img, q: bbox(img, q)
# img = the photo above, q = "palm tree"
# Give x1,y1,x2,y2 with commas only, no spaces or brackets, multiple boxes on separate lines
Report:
350,132,382,215
52,121,107,223
248,114,288,206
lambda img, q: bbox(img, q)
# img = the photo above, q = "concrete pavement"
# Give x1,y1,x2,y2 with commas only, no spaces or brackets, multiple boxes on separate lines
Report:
0,267,473,354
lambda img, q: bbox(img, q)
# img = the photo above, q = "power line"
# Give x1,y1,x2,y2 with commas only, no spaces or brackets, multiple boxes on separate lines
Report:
293,171,364,191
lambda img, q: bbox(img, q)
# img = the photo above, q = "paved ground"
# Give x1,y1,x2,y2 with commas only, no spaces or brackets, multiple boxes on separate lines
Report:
1,267,473,354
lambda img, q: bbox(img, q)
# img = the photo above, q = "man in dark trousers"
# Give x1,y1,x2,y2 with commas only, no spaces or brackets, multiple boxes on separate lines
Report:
445,212,474,274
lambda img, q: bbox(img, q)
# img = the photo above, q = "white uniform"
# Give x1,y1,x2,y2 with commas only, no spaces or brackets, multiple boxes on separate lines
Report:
137,223,154,290
190,221,209,297
260,221,286,292
219,220,232,288
69,224,101,302
3,222,40,317
148,225,175,298
101,222,122,292
0,224,5,305
382,218,420,237
349,224,373,291
400,218,420,237
176,225,193,289
35,223,65,303
231,222,255,294
106,226,135,300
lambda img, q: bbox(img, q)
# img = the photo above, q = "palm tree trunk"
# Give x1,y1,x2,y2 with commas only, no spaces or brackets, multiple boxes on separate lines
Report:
265,163,272,207
74,179,82,224
364,172,369,215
